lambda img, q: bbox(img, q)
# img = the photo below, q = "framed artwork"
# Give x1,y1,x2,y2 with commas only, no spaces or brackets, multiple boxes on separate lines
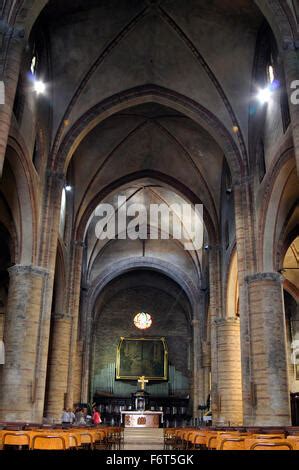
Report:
116,337,168,380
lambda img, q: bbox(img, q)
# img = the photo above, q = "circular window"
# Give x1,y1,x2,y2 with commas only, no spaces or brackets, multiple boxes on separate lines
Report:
133,312,152,330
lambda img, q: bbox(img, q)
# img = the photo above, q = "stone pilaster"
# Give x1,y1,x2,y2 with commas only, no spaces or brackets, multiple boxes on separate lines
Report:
80,286,92,403
35,170,65,419
44,313,72,421
81,320,93,403
191,318,204,417
0,265,49,422
234,179,256,423
246,272,291,425
0,32,25,176
73,340,83,405
65,241,84,409
216,317,243,425
38,170,65,269
202,341,211,403
208,248,222,421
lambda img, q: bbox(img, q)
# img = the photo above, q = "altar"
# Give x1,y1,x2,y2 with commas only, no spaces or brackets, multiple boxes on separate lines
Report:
121,411,163,428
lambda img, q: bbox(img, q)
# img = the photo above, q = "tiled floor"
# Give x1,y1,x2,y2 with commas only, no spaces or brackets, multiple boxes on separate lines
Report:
123,428,164,450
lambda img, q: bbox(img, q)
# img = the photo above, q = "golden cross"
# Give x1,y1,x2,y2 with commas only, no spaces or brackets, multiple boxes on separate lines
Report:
138,375,149,390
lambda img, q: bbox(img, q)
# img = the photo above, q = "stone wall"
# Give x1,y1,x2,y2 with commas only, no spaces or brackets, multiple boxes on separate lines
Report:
92,272,192,399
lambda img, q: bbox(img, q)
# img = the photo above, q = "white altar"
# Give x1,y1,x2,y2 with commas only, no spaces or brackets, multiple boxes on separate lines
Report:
121,411,163,428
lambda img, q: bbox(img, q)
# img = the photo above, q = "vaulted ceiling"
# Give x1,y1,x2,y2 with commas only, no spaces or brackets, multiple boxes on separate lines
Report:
34,0,264,290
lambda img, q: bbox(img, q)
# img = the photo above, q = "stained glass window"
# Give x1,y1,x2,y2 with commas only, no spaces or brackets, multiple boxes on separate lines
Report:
134,312,152,330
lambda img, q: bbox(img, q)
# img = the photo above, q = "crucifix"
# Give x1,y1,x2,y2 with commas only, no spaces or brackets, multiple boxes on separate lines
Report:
138,375,149,390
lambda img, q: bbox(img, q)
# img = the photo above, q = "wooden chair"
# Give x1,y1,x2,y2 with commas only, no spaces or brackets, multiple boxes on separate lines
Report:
191,431,208,450
206,431,219,450
163,428,176,450
249,440,294,450
286,436,299,450
94,430,108,450
184,430,197,449
206,431,239,450
2,432,31,449
31,434,68,450
217,437,246,450
78,431,95,449
172,429,185,450
252,433,285,439
106,430,120,450
64,432,80,449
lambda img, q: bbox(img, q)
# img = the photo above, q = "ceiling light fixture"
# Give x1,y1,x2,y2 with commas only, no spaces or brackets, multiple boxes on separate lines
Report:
33,79,46,95
257,86,271,104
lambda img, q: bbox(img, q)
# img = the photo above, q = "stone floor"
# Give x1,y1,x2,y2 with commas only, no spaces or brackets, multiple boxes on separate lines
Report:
123,428,164,450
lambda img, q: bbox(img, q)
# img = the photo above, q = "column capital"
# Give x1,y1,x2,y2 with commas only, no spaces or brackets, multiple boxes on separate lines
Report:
245,272,283,284
52,312,72,322
8,264,49,278
282,38,299,51
233,175,254,189
1,23,25,41
215,316,240,326
72,240,85,248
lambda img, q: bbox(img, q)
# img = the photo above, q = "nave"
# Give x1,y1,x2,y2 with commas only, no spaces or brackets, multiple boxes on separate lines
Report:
0,0,299,439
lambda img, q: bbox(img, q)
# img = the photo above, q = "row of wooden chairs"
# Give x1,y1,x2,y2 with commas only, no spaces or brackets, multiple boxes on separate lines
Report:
164,427,299,451
0,426,124,451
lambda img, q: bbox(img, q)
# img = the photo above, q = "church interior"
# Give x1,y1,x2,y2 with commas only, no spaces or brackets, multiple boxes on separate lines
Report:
0,0,299,452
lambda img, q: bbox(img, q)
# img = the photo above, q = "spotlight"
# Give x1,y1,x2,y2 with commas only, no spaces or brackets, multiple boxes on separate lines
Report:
65,185,72,192
257,86,271,104
33,79,46,95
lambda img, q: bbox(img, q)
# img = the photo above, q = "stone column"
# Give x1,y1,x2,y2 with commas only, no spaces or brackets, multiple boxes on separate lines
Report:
202,341,211,403
216,318,243,425
208,248,222,422
234,179,256,423
192,318,205,417
73,340,83,405
0,32,24,175
0,265,49,422
81,314,93,404
246,272,291,425
44,313,72,421
35,170,65,418
65,241,84,409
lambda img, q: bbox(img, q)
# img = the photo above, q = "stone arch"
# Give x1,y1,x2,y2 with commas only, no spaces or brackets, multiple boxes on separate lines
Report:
75,169,219,248
5,139,38,265
259,147,298,272
53,85,245,183
284,278,299,303
50,238,67,315
87,257,200,325
255,0,298,47
81,257,201,402
9,1,296,50
8,1,49,36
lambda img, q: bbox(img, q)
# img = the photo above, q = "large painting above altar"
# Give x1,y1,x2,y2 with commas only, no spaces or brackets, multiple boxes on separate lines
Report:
116,337,168,380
